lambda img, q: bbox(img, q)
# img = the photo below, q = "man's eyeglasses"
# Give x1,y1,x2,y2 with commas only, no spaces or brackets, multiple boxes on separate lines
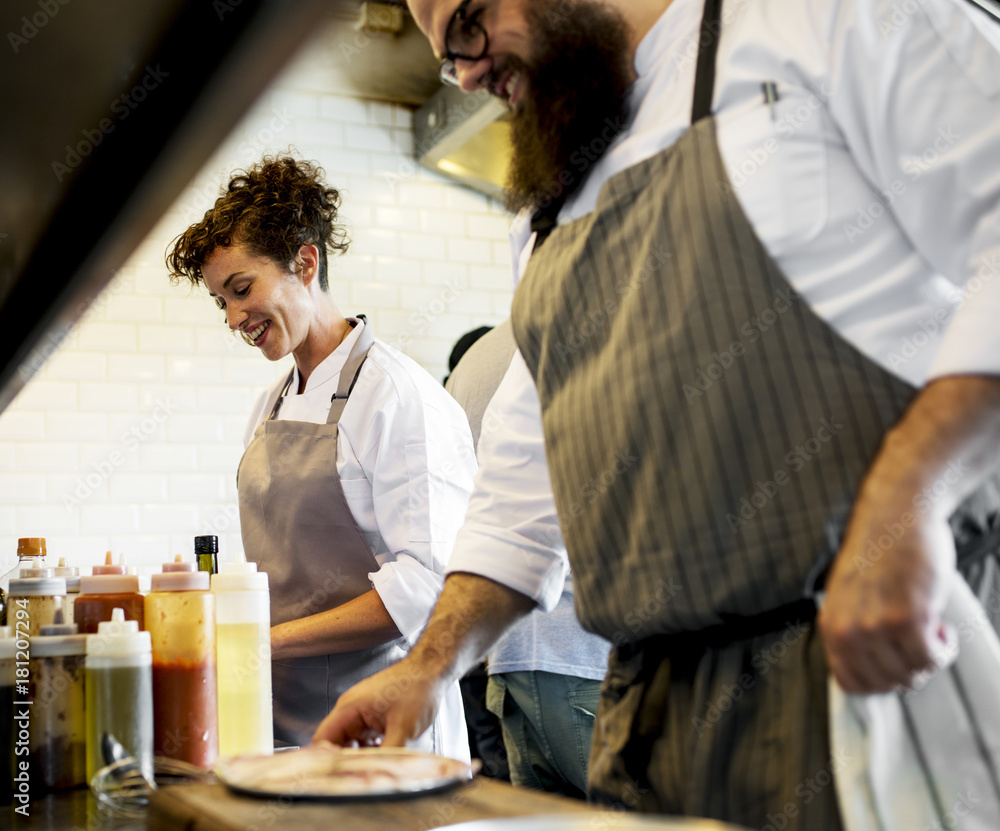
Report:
439,0,488,87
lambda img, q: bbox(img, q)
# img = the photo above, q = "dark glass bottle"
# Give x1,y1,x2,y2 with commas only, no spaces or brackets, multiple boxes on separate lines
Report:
194,535,218,576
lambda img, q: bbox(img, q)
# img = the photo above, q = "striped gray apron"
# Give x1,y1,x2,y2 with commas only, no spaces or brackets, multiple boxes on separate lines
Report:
237,318,405,747
510,0,1000,824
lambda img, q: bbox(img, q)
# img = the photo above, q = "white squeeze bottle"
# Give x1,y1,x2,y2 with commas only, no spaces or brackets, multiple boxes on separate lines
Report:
211,554,272,757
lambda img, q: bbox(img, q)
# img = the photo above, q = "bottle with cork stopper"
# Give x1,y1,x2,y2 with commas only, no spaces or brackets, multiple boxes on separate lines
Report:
0,537,47,626
145,555,218,768
74,552,145,635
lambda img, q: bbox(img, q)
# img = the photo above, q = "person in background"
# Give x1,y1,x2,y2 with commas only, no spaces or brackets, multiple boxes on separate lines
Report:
166,155,475,758
446,318,610,799
443,324,510,782
315,0,1000,828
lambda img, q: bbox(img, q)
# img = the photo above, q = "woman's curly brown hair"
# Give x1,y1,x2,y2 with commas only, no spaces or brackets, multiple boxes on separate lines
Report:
166,155,349,291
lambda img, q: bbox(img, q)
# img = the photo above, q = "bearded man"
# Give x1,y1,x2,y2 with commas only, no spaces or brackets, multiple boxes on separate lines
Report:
316,0,1000,827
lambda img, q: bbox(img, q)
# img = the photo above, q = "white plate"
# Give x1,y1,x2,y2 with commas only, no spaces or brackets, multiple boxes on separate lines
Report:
215,742,475,801
434,816,751,831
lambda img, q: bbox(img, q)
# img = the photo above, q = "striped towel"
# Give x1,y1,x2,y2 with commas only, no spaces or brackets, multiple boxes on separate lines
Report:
830,574,1000,831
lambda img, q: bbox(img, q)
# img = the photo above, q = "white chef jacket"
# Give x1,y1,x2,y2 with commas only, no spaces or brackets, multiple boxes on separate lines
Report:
447,0,1000,610
243,319,478,643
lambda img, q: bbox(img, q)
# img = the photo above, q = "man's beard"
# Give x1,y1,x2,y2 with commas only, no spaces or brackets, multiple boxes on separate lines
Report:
503,0,633,215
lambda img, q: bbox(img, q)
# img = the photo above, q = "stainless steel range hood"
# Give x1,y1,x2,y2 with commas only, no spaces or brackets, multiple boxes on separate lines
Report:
413,85,512,202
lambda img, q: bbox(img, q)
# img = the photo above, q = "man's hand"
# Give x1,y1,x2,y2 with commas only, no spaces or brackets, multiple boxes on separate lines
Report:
311,572,535,746
313,658,448,747
818,375,1000,693
819,486,956,692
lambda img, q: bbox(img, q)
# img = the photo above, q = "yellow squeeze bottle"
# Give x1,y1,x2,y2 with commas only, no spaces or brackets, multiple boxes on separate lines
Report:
211,554,272,757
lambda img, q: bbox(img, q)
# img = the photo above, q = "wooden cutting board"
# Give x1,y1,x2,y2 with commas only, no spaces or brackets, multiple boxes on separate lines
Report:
148,777,598,830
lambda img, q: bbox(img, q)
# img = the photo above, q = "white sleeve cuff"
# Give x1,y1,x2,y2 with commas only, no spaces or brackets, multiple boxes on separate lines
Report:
928,252,1000,381
446,524,568,612
369,556,445,645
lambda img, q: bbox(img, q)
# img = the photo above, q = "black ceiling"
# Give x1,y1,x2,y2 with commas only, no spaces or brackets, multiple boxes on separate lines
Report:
0,0,333,413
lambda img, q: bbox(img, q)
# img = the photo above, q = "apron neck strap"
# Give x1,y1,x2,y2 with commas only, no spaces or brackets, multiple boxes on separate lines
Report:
268,370,296,421
327,315,374,424
691,0,723,124
531,0,725,252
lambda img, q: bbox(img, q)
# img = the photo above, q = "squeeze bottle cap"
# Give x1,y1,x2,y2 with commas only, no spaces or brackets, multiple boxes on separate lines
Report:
53,557,79,577
211,553,268,592
8,575,67,596
150,569,209,592
162,554,197,573
18,565,54,578
86,607,151,657
93,551,126,575
17,537,46,558
53,558,81,592
33,610,85,656
78,573,140,594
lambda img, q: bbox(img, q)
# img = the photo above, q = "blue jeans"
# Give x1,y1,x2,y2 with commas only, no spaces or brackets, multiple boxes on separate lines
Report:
486,671,602,799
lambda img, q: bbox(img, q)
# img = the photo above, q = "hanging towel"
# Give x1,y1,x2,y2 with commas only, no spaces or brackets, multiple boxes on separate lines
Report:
831,574,1000,831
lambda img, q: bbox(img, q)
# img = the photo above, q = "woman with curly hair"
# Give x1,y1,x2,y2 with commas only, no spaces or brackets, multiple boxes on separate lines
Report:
167,155,475,759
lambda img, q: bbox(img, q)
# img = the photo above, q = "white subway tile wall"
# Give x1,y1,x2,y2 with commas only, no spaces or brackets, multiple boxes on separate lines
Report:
0,40,514,577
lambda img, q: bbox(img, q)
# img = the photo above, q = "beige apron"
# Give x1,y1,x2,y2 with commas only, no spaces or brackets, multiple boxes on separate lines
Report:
237,319,405,747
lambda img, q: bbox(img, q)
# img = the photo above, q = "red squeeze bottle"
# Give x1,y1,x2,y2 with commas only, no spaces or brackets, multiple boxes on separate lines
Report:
73,552,144,634
144,556,218,768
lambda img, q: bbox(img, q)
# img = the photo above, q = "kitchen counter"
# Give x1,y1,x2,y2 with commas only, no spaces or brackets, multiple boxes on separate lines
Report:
3,774,598,829
5,787,145,830
148,777,597,831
